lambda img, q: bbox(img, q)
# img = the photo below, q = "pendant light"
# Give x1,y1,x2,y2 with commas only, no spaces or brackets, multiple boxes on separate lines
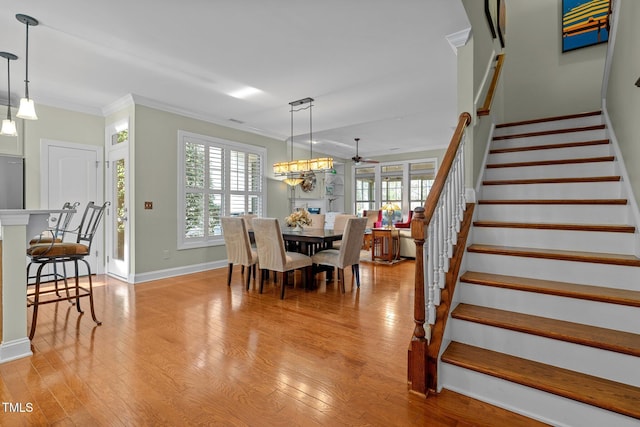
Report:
273,97,333,185
0,52,18,137
16,14,39,120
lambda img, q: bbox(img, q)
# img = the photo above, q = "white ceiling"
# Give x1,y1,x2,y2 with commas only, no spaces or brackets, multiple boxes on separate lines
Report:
0,0,470,160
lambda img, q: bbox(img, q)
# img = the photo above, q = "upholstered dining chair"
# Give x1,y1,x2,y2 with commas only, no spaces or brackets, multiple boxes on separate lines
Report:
312,217,367,293
307,213,325,230
221,216,258,289
331,214,357,250
252,218,313,299
26,201,109,339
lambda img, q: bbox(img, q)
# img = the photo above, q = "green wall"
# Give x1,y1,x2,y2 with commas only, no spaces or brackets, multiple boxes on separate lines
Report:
605,0,640,207
5,104,104,208
501,0,606,122
133,105,288,274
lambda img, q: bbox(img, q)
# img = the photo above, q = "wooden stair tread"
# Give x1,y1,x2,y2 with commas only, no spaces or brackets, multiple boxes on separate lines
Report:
478,198,628,205
483,176,621,185
493,124,606,141
486,156,614,169
460,271,640,308
441,342,640,420
452,303,640,357
495,111,602,128
490,139,610,154
473,220,635,233
467,244,640,267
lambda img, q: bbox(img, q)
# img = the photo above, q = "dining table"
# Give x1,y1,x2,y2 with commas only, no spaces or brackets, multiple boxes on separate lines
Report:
249,227,343,256
248,227,343,284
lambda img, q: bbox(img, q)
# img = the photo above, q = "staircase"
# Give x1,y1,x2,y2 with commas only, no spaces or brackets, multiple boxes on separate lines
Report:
439,111,640,426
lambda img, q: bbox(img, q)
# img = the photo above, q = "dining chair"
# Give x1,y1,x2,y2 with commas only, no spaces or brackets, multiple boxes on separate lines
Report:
221,216,258,289
252,218,313,299
240,214,257,231
312,217,367,292
307,213,325,230
27,201,80,296
26,201,109,339
331,214,357,250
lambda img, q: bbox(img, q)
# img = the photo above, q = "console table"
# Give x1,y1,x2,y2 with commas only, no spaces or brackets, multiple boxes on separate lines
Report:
371,228,400,262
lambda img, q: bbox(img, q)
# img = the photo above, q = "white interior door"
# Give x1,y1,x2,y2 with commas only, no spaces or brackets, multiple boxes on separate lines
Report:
41,140,103,274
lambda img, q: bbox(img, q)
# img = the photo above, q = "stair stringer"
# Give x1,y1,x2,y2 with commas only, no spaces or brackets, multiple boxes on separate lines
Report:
603,105,640,257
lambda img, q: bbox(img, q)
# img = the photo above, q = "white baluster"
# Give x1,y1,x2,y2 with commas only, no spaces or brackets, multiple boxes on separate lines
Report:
427,223,436,324
437,201,446,288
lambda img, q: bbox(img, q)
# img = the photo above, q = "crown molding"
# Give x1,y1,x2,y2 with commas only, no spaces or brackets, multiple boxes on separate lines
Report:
102,94,135,116
126,93,284,141
446,27,472,54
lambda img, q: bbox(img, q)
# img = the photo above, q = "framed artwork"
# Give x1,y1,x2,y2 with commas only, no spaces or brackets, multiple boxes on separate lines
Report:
484,0,506,48
562,0,611,52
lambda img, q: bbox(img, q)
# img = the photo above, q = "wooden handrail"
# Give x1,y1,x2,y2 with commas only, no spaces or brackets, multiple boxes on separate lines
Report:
407,111,472,396
477,54,505,116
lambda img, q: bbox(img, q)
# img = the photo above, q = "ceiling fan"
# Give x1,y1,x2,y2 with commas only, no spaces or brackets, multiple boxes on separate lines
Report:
351,138,379,165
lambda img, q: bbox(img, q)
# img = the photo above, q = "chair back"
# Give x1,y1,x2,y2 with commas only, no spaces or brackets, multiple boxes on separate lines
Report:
307,213,325,230
333,214,357,233
240,214,257,231
252,218,287,271
338,217,368,267
364,210,380,229
221,217,253,265
75,202,110,251
54,202,81,241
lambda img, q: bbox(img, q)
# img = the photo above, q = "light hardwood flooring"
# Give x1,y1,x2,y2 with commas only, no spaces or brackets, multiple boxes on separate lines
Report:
0,261,548,426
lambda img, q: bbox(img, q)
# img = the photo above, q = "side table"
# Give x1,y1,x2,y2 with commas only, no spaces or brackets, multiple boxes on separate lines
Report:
371,228,400,262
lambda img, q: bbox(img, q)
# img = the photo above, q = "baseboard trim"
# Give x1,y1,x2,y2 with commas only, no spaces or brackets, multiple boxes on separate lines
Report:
0,338,32,364
133,260,228,284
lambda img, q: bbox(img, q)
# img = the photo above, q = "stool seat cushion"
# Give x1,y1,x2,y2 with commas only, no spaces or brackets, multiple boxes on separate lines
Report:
27,242,90,257
29,236,63,246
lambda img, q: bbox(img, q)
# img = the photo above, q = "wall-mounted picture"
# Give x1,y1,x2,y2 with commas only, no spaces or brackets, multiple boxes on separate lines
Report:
562,0,611,52
484,0,506,48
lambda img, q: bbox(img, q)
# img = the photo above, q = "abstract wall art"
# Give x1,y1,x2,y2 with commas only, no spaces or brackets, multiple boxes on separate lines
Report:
562,0,611,52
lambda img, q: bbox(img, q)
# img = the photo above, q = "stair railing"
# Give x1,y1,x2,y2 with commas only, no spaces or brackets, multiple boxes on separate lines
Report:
477,54,504,117
408,112,472,395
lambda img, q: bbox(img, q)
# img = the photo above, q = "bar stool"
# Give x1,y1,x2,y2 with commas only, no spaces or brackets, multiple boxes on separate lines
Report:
26,201,109,339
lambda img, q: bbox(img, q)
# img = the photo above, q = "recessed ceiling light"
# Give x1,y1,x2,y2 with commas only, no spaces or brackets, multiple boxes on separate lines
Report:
228,86,262,99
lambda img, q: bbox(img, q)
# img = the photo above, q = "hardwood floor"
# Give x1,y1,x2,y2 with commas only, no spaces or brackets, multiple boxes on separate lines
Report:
1,261,548,426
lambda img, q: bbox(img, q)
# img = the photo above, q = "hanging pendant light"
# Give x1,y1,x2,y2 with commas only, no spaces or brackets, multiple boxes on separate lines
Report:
0,52,18,137
272,97,333,185
16,14,39,120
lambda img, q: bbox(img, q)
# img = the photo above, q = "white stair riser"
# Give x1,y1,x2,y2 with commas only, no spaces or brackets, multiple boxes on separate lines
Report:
441,364,639,427
492,129,607,150
483,162,615,181
482,182,622,199
488,144,611,164
476,204,632,225
465,252,640,290
450,319,640,386
457,283,640,334
473,227,636,255
493,116,603,137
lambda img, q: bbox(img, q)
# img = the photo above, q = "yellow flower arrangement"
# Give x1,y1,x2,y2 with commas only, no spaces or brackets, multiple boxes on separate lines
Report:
285,209,312,227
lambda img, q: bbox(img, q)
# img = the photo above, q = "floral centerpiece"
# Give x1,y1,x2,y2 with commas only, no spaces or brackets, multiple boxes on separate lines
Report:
285,209,312,229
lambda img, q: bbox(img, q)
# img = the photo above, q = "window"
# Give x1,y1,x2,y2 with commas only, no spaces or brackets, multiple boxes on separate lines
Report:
353,158,437,221
355,167,376,214
410,162,435,211
178,131,265,248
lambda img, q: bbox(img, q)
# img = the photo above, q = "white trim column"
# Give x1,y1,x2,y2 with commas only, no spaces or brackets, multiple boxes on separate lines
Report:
0,212,32,363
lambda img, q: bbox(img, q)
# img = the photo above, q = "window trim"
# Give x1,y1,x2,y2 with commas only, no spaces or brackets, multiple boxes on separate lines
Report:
177,130,266,250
